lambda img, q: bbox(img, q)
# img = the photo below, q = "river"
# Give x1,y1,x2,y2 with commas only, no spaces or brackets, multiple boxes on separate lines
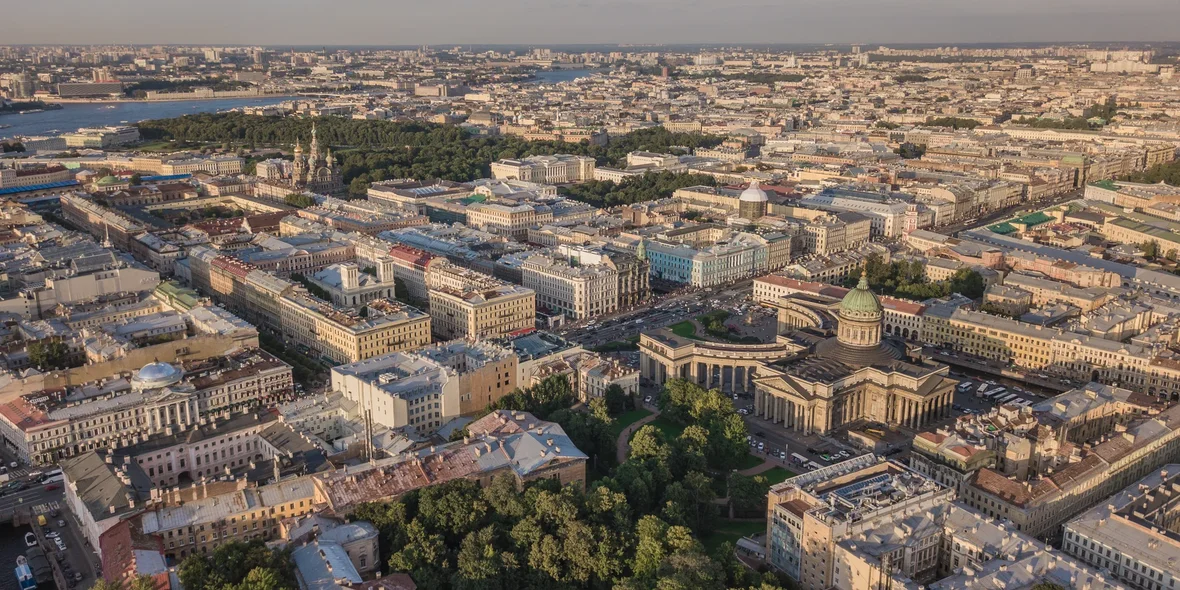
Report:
0,72,598,140
0,97,292,139
531,69,598,84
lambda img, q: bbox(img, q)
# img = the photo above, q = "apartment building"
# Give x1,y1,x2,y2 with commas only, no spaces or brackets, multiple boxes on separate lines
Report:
521,248,619,321
427,262,536,340
767,455,1119,590
279,296,431,365
923,306,1180,397
1064,466,1180,590
960,402,1180,538
466,202,550,240
330,350,461,433
415,340,518,414
385,244,441,304
766,456,953,589
800,212,872,256
0,350,292,465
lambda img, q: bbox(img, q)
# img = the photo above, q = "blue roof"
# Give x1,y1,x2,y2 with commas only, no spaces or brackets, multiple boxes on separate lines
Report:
0,180,79,196
141,174,192,182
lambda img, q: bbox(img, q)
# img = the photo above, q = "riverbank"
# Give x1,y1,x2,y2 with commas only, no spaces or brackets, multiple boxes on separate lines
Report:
49,93,294,104
0,96,295,138
0,103,64,116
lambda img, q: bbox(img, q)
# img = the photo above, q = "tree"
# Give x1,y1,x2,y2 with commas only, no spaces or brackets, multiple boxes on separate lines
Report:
177,541,295,590
285,193,316,208
727,472,771,514
90,580,124,590
129,173,143,186
1141,240,1160,260
129,576,157,590
603,384,628,416
948,268,986,299
27,340,73,371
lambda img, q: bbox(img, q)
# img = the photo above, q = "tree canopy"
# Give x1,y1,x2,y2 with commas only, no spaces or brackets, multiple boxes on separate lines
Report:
846,254,986,300
558,172,718,208
177,541,296,590
136,114,722,189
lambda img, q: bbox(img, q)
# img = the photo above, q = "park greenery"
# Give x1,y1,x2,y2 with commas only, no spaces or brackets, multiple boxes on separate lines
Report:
846,254,986,300
924,116,981,130
893,74,934,83
176,541,297,590
284,193,317,208
1013,98,1121,130
27,339,76,371
136,114,723,197
347,377,782,590
1125,159,1180,185
558,172,717,208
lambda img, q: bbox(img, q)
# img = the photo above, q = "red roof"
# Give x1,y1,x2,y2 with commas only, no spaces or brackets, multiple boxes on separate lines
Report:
99,518,167,589
388,244,435,268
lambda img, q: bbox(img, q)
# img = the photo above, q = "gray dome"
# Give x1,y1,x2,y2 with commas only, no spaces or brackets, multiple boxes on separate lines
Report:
739,181,769,203
134,361,183,389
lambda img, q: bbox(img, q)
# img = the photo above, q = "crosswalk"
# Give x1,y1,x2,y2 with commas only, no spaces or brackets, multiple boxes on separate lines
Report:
6,467,32,479
32,501,60,515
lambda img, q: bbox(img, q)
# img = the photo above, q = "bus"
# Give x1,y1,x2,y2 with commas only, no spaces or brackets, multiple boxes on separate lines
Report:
976,383,990,396
791,453,809,465
957,381,974,393
996,393,1018,404
984,387,1008,400
38,468,62,484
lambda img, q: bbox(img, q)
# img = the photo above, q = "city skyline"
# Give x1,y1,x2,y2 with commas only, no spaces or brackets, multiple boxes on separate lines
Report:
4,0,1180,46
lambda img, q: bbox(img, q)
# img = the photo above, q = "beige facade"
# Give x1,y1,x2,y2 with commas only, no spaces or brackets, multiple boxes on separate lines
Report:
923,307,1180,398
522,250,619,321
427,262,535,340
279,295,431,365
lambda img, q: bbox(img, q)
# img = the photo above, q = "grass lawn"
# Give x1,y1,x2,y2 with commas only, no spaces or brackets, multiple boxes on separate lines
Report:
609,408,653,438
669,320,698,339
703,520,767,553
759,467,797,485
631,416,685,444
592,334,641,353
696,310,731,324
735,453,765,470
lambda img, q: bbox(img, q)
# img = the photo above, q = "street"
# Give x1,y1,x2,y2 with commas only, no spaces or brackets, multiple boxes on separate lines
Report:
561,281,755,348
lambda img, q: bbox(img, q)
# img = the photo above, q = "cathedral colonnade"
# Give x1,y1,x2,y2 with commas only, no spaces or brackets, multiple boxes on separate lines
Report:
751,384,954,435
638,332,793,393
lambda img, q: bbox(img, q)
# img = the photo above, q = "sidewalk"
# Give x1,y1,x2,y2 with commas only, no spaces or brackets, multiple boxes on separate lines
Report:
615,408,660,464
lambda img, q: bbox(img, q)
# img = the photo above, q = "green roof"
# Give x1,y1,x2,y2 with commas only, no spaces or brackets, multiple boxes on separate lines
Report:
1090,179,1118,191
96,175,122,186
840,274,883,315
1017,211,1053,227
989,222,1016,234
461,194,488,205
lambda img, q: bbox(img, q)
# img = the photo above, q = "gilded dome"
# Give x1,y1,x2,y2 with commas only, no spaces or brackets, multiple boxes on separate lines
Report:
840,272,883,318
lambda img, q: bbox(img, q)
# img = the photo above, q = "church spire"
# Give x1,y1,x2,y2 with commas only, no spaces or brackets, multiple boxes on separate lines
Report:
309,122,320,164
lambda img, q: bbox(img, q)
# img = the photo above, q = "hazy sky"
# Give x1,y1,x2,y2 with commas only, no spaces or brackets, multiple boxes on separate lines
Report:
5,0,1179,46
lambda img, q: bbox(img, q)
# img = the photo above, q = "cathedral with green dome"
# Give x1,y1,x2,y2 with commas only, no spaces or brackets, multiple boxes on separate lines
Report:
752,274,956,435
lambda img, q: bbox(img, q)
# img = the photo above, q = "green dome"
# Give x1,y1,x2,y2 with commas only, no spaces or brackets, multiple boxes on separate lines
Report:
840,273,883,316
96,175,121,186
